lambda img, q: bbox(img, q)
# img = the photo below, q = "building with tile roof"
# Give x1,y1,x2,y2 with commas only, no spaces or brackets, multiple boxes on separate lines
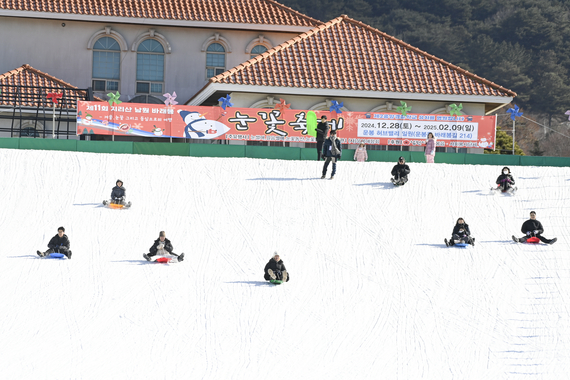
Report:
0,64,98,137
186,15,515,152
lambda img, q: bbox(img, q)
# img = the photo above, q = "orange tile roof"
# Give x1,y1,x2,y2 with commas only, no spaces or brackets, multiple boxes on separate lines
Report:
0,0,321,27
211,15,516,97
0,64,102,108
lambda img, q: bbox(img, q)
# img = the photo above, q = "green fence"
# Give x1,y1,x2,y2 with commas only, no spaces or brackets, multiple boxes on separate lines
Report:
1,137,570,167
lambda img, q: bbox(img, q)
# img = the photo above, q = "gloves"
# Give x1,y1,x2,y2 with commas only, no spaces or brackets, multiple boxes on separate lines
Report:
526,231,531,236
534,230,539,235
508,179,513,183
158,244,164,249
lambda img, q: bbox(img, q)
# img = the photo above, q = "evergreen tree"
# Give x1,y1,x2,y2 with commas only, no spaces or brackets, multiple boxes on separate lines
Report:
485,126,525,155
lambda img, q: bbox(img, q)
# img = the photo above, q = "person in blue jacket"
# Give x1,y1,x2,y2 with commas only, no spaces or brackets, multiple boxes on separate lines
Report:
321,130,342,179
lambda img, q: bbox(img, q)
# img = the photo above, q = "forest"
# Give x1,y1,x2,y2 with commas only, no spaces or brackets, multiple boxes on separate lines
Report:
279,0,570,156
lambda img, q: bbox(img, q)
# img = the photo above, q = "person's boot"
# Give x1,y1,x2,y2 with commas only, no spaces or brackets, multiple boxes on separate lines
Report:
268,269,276,280
143,253,151,261
65,251,72,259
178,253,185,262
282,270,288,282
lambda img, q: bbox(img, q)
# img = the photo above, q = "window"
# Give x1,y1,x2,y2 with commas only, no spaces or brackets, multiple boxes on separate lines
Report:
206,43,226,78
136,39,164,94
250,44,267,59
92,37,120,92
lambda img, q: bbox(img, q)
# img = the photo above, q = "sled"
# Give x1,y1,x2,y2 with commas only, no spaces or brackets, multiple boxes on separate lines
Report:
454,243,469,248
48,252,66,259
103,200,131,209
270,279,283,285
155,257,172,263
306,111,317,137
526,237,540,244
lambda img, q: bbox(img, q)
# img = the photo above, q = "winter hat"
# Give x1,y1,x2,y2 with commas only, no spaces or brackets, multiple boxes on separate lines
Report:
116,179,123,185
273,251,280,259
502,167,510,173
398,156,405,162
58,226,65,232
159,231,166,237
321,115,327,120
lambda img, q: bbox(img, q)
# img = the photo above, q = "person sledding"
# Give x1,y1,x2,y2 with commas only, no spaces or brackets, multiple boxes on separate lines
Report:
445,218,475,246
494,167,517,193
512,211,557,244
143,231,184,262
264,252,289,283
104,179,130,207
391,156,410,186
37,226,72,259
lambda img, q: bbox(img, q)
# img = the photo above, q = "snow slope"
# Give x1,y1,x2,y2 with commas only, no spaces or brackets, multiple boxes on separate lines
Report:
1,149,569,380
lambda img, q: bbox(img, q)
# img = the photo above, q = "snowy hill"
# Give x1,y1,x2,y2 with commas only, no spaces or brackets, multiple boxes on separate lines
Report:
1,149,569,379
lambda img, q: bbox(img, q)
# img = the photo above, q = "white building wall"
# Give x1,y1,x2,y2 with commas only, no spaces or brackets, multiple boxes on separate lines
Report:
0,16,299,103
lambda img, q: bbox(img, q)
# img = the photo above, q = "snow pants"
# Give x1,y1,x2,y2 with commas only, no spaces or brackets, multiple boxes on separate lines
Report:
452,234,473,245
518,234,550,244
425,154,435,163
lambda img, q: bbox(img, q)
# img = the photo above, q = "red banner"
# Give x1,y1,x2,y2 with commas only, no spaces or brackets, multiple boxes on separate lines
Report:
77,102,497,149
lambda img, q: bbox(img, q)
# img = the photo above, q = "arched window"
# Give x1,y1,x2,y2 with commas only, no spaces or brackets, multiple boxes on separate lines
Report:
136,39,165,94
206,43,226,78
92,37,120,92
250,45,268,59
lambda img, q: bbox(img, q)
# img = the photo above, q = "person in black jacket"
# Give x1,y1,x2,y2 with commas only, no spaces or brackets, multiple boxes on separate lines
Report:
512,211,557,244
143,231,184,261
111,179,126,205
37,226,72,259
315,115,329,161
445,218,475,246
391,156,410,186
321,130,342,179
495,167,516,193
264,252,289,282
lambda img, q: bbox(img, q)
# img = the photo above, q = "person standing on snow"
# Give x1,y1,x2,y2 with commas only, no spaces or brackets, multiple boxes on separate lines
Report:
424,133,436,163
264,252,289,282
445,218,475,246
37,226,72,259
495,167,516,193
143,231,184,261
354,143,368,162
512,211,557,244
321,130,342,179
391,156,410,186
315,115,329,161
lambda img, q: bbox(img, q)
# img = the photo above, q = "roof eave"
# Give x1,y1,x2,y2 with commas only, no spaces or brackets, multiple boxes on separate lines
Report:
187,83,514,106
0,9,318,32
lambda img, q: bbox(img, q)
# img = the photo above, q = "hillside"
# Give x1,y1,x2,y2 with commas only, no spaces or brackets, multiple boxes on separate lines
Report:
0,149,569,379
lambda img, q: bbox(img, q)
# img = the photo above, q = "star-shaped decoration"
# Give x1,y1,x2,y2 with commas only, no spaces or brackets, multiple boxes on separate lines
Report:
396,101,412,117
163,92,178,106
107,91,122,106
506,104,523,121
218,94,233,110
329,100,343,114
449,103,463,117
47,92,63,105
275,98,291,112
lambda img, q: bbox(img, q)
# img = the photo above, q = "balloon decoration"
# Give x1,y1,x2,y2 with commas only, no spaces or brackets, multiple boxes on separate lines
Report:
46,92,63,105
396,101,412,117
218,94,233,110
275,98,291,112
107,91,122,106
329,100,343,114
306,111,318,137
507,104,523,120
163,92,178,106
449,103,463,117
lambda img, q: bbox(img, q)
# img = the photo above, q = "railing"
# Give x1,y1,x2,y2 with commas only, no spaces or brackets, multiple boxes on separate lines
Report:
0,85,93,139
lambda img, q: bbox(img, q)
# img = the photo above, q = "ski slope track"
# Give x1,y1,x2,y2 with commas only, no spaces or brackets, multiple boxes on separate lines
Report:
1,149,569,379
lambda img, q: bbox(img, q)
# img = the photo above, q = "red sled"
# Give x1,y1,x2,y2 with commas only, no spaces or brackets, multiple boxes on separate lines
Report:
526,237,540,244
155,257,172,263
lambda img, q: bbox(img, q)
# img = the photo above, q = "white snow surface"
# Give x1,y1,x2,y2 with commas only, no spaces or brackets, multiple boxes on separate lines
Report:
1,149,569,380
